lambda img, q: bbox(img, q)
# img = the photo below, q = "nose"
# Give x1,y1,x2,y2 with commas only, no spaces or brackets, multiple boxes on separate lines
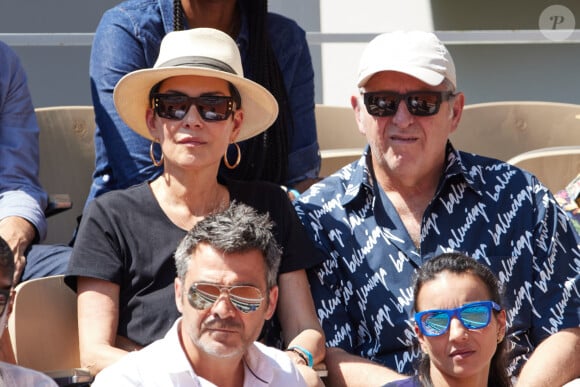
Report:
448,317,469,341
182,104,204,126
210,291,237,319
391,99,414,128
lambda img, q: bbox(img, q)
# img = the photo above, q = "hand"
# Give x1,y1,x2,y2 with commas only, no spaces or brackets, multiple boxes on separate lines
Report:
0,216,36,283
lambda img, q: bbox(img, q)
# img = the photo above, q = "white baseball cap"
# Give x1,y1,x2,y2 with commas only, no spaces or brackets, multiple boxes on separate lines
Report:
357,30,456,89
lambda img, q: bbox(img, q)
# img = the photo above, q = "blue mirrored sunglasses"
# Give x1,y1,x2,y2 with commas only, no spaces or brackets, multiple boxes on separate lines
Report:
414,300,502,337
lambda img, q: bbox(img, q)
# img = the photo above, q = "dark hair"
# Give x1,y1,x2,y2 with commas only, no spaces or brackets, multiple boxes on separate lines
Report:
174,202,282,290
412,253,511,387
0,237,15,281
173,0,290,184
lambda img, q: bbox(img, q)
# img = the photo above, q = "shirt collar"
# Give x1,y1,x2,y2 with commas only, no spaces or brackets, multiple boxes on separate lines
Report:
341,141,484,208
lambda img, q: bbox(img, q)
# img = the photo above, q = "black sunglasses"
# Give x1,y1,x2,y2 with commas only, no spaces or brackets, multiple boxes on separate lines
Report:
151,93,236,122
187,282,264,314
363,90,455,117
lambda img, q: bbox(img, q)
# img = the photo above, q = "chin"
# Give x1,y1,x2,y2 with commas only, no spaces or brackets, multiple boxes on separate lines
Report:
202,343,245,359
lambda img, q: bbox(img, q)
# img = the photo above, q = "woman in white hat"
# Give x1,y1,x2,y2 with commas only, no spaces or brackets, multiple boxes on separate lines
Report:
66,28,324,384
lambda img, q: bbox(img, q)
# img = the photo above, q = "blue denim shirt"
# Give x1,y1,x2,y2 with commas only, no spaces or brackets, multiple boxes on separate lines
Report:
0,41,48,239
88,0,319,204
294,143,580,376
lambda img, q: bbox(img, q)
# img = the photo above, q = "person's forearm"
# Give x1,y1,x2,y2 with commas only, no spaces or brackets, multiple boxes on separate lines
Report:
286,328,326,366
277,270,326,365
80,342,131,376
516,327,580,387
324,347,405,387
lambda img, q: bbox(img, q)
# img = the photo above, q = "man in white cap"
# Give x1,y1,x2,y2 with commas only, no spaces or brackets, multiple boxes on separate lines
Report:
294,30,580,386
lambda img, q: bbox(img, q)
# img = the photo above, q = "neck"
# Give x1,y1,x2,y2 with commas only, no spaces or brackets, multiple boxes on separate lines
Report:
150,166,229,229
181,0,240,37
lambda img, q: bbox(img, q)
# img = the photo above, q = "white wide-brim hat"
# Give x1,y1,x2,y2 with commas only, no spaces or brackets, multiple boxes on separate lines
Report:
114,28,279,142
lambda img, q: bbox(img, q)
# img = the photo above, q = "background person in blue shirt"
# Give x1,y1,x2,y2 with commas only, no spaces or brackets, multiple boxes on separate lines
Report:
0,41,71,284
0,40,72,362
294,30,580,386
88,0,320,207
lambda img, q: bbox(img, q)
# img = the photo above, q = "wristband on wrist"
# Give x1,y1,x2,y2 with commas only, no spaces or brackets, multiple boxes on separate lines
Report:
288,188,301,199
287,345,314,367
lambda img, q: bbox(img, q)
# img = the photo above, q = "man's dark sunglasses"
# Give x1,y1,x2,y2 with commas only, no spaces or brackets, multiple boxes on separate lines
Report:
151,93,236,122
363,90,455,117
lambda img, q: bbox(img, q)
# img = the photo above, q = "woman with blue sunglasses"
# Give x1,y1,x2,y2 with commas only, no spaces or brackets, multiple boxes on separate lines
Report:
385,253,510,387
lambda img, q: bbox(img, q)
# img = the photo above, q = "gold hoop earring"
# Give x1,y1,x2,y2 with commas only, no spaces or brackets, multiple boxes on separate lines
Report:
149,140,164,167
223,143,241,169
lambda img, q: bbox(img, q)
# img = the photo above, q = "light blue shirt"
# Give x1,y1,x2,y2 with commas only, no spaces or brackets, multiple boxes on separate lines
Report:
0,41,47,240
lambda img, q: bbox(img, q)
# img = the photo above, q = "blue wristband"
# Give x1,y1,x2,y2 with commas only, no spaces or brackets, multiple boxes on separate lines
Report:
287,345,313,367
289,189,301,199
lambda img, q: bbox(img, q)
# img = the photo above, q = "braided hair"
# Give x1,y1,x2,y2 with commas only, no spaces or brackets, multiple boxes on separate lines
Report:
173,0,290,184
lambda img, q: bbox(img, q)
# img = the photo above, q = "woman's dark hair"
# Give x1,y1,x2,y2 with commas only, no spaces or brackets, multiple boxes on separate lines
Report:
173,0,290,184
412,253,511,387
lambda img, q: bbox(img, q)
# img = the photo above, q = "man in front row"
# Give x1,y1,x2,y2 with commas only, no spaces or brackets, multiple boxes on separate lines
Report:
294,30,580,386
93,203,307,386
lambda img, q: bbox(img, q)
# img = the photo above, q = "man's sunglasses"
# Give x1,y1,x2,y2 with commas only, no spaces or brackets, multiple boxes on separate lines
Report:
414,300,501,337
188,282,264,314
363,90,455,117
151,93,235,122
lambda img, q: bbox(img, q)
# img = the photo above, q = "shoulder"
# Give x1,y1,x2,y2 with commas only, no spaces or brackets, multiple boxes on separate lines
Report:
457,151,542,190
0,41,23,81
96,0,164,40
92,182,151,207
295,166,356,211
246,342,306,385
0,41,17,62
101,0,160,19
228,179,287,205
266,12,306,35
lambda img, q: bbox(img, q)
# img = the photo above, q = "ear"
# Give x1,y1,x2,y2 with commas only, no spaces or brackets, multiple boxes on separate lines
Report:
146,108,161,140
496,309,507,342
414,323,429,353
448,92,465,135
264,286,279,320
229,109,244,143
351,94,367,136
175,278,184,314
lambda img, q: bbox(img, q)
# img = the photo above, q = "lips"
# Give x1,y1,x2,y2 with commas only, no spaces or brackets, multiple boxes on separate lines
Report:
390,134,418,142
449,348,475,359
177,136,205,145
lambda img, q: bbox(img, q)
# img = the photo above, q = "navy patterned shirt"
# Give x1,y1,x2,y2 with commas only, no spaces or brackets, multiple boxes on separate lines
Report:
294,143,580,376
